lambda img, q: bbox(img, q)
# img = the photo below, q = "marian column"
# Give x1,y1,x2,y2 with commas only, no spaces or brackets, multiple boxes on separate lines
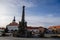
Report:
21,6,25,22
18,6,27,35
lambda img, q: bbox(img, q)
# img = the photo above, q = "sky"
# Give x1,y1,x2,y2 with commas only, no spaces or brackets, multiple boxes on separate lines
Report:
0,0,60,28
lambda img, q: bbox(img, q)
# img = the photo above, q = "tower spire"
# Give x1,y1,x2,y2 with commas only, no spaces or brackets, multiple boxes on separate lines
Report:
21,6,25,22
13,16,15,22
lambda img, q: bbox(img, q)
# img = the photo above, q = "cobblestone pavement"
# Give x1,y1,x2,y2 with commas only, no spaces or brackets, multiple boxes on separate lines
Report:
0,37,60,40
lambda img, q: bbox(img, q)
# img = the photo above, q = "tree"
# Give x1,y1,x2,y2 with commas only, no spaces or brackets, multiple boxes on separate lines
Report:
4,27,9,33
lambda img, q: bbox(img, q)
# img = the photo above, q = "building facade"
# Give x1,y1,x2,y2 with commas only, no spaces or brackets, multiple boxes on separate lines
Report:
6,16,18,32
48,25,60,34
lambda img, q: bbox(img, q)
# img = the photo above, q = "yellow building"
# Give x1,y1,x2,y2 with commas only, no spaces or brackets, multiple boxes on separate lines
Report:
48,25,60,33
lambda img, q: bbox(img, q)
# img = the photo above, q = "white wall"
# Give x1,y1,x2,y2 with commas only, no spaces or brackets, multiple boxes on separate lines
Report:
7,26,18,31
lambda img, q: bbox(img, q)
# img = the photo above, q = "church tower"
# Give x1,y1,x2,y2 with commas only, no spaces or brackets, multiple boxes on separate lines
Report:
18,6,27,35
13,16,16,22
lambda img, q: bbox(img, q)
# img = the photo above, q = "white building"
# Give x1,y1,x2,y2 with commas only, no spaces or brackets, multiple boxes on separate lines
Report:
27,26,45,34
6,16,19,32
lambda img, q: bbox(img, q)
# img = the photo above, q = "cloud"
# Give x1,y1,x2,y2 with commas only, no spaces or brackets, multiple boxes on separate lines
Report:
0,0,60,28
0,13,60,28
0,0,35,16
25,15,60,27
0,0,36,27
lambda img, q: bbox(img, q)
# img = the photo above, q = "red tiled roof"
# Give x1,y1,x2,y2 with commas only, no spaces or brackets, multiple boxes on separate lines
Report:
27,27,39,29
0,28,5,29
27,26,44,29
7,21,19,26
48,25,60,29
